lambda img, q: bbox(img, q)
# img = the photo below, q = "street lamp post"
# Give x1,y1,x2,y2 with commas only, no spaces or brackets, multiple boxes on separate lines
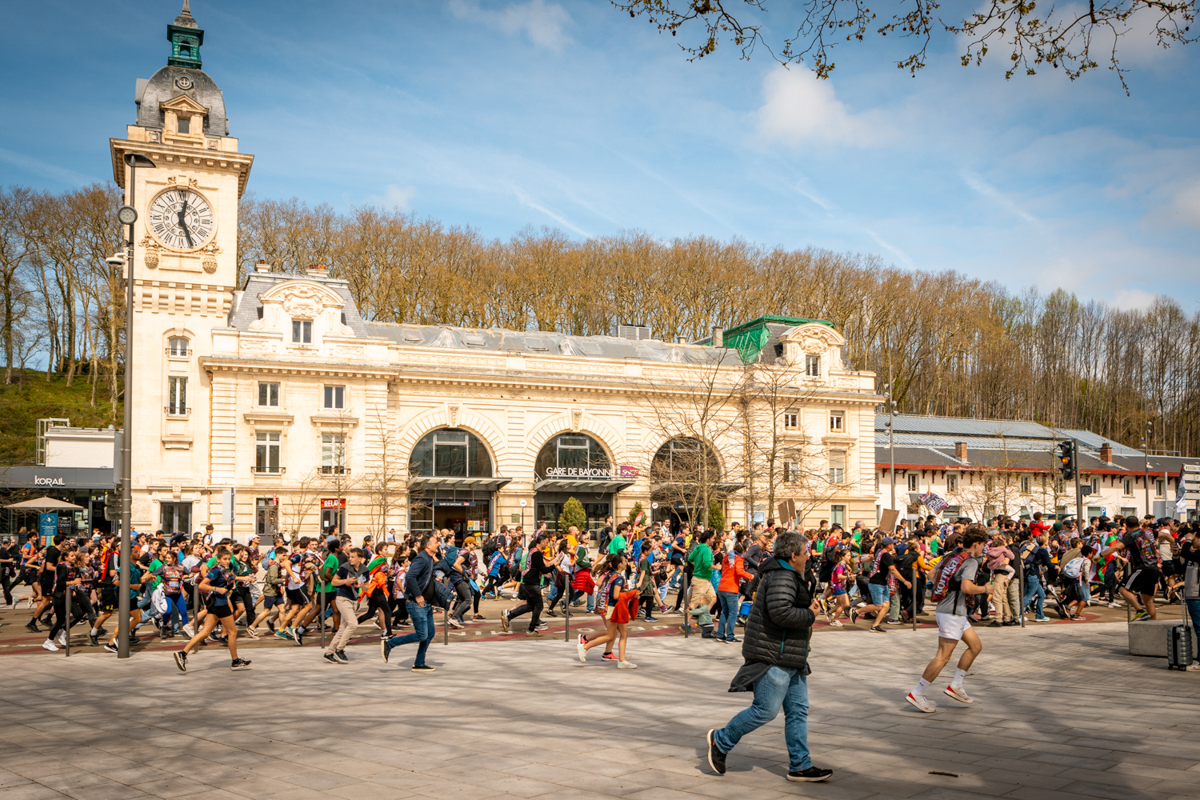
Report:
884,383,896,513
1141,422,1153,519
115,152,155,659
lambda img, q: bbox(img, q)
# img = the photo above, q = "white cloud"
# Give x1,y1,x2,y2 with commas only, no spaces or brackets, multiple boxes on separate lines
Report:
755,66,887,147
449,0,572,52
0,146,96,187
1166,180,1200,227
368,184,416,210
512,185,590,237
1110,288,1159,310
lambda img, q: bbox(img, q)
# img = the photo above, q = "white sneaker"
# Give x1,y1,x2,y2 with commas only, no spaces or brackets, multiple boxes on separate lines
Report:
944,685,973,704
56,631,67,646
905,692,936,713
577,641,587,663
617,660,638,669
42,639,59,652
1187,662,1200,671
182,623,194,637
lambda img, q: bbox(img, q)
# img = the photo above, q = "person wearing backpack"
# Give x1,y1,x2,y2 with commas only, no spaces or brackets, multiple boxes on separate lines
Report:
1103,516,1163,621
1060,546,1096,621
1177,527,1200,671
906,525,991,713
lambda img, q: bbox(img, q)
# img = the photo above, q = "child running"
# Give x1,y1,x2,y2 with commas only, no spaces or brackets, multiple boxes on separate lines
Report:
825,547,852,626
906,526,990,712
173,547,251,672
577,553,637,668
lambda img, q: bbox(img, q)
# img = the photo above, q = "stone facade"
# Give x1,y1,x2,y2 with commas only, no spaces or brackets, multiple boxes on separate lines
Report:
109,8,882,542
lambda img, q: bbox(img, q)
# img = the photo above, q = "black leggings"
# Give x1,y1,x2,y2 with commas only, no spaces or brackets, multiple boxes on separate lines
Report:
452,581,472,622
639,595,654,618
358,590,393,635
47,593,69,640
508,584,544,632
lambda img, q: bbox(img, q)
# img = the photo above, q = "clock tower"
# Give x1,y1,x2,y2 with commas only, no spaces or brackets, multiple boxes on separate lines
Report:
109,1,253,532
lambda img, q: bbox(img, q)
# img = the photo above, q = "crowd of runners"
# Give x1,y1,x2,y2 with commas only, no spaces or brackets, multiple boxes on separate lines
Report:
0,511,1197,785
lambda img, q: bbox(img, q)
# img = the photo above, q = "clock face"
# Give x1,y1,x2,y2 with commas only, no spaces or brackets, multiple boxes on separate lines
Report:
147,188,214,251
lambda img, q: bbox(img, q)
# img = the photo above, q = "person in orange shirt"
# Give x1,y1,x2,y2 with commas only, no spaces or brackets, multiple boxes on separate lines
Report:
716,543,754,642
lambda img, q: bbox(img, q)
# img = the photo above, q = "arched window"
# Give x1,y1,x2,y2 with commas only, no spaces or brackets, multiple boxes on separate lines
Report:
650,437,721,483
168,337,189,357
408,428,492,478
535,433,611,479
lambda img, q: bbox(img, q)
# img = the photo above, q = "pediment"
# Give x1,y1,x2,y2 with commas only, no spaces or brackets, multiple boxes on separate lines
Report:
780,322,846,352
258,280,345,320
161,93,209,115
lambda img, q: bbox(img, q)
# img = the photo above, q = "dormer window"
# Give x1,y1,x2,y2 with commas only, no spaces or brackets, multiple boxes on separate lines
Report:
805,354,821,377
292,320,312,344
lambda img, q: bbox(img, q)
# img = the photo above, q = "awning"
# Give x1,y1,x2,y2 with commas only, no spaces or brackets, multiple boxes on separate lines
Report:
408,476,512,492
5,496,85,511
534,478,636,494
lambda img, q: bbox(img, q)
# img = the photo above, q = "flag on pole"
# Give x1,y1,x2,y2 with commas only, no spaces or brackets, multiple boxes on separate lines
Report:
920,491,949,514
633,510,645,527
1176,471,1188,515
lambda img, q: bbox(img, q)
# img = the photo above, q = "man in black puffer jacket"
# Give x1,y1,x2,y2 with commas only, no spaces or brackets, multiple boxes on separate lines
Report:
705,531,832,784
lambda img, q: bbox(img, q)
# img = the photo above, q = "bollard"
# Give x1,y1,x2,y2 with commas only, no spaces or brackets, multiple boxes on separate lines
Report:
193,580,200,626
564,578,571,642
681,571,691,638
911,560,917,632
319,589,326,648
64,583,71,657
1017,556,1025,629
443,605,449,645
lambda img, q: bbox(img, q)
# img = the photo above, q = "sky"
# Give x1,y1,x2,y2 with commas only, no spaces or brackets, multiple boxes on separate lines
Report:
1,0,1198,310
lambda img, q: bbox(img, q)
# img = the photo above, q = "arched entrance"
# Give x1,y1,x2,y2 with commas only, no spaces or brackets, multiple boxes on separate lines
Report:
649,437,738,532
533,432,634,532
407,428,510,544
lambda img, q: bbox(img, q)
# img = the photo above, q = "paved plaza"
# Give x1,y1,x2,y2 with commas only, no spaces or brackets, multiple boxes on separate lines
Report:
1,622,1197,800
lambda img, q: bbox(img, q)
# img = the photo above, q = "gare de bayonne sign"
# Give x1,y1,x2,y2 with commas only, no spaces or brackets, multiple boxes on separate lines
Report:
543,465,639,480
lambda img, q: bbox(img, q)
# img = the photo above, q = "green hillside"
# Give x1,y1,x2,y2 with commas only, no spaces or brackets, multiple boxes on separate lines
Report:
0,372,120,464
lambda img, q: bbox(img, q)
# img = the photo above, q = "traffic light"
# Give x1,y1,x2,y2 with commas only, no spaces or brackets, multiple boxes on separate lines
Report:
1057,440,1075,481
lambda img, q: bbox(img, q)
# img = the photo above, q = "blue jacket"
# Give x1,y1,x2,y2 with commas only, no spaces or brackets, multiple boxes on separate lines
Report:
404,551,435,603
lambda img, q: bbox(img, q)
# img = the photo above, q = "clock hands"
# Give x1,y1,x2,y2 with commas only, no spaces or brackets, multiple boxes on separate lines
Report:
178,191,195,247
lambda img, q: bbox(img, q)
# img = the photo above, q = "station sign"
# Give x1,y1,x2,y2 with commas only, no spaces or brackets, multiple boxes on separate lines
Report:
320,498,347,509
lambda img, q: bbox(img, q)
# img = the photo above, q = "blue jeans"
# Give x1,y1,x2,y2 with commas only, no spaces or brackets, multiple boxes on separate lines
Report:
1186,599,1200,635
1024,574,1045,619
716,591,739,640
384,602,435,667
868,583,889,607
713,665,810,772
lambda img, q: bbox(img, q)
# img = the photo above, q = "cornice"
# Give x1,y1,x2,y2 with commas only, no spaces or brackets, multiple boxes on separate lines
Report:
110,137,255,197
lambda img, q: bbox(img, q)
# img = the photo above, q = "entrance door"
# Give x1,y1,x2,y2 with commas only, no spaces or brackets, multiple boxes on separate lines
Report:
161,502,191,535
256,498,279,541
321,509,345,538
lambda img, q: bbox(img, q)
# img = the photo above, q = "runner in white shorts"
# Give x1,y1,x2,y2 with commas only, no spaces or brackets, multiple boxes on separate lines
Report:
906,526,992,713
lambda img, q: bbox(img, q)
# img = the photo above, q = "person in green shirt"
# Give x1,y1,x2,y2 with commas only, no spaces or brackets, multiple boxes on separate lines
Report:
685,531,717,638
317,538,342,628
608,521,630,556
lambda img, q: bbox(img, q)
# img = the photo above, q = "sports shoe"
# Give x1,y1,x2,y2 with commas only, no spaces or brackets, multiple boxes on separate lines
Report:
323,652,339,665
944,685,973,704
1034,616,1050,622
500,610,510,633
244,627,261,639
526,630,542,637
578,640,587,662
25,620,39,633
230,658,251,671
381,639,392,663
536,622,548,631
849,609,858,624
42,638,58,652
289,627,303,644
1107,601,1124,608
472,614,486,621
706,730,726,775
411,664,436,673
87,633,99,647
1186,662,1200,671
870,625,886,633
787,767,833,782
174,651,187,672
274,628,291,640
103,643,118,654
905,692,936,713
828,619,843,627
448,618,465,629
1132,610,1149,622
617,660,637,669
601,651,617,661
1070,614,1085,621
335,650,348,663
644,616,658,622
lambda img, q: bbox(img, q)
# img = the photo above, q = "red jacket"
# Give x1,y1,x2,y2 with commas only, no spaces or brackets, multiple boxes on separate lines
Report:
717,553,753,593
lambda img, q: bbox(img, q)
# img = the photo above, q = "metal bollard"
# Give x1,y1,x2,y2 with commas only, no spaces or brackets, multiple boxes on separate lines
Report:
319,589,326,648
911,560,917,632
564,579,571,642
443,605,449,645
682,571,691,638
1018,557,1025,629
64,584,71,657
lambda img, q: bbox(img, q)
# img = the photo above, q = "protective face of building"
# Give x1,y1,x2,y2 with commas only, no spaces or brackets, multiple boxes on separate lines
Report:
110,7,882,542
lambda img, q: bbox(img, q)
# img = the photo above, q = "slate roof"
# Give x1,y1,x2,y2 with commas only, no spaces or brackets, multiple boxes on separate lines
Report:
229,273,372,338
135,65,229,136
